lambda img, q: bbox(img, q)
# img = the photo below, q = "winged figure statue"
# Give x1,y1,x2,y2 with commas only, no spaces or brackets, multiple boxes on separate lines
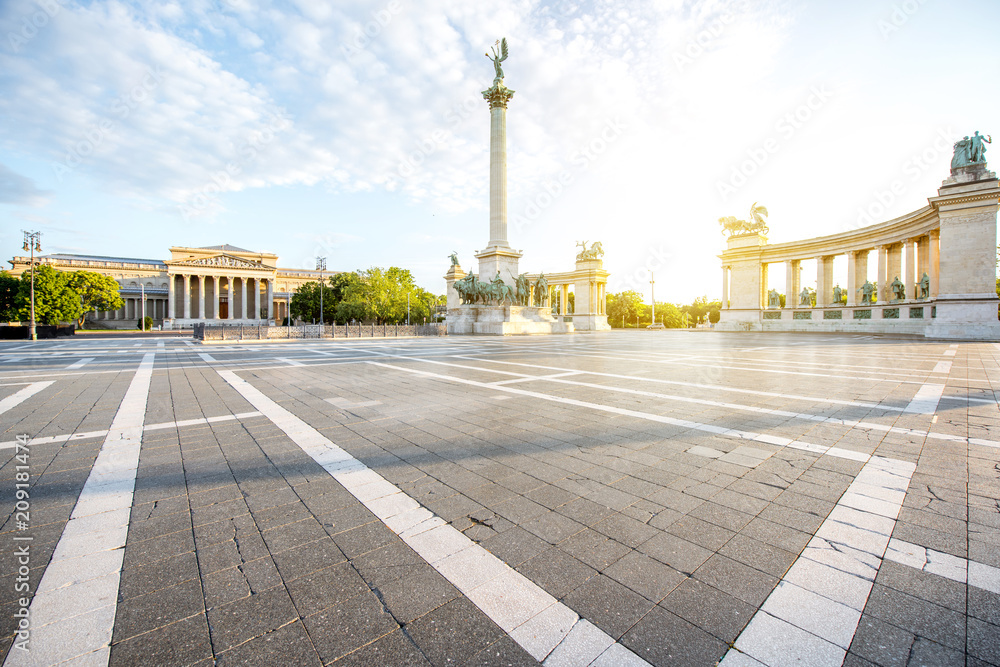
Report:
486,38,509,83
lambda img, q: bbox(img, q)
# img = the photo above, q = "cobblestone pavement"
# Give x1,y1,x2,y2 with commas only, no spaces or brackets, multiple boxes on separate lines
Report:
0,332,998,666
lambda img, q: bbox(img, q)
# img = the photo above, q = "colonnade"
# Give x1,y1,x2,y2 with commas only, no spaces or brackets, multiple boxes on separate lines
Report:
97,297,169,321
167,274,274,321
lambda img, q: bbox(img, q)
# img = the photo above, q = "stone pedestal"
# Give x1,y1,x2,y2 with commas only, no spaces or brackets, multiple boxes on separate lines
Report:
572,258,610,331
475,246,522,286
926,167,1000,339
717,233,767,331
444,264,466,310
447,305,573,336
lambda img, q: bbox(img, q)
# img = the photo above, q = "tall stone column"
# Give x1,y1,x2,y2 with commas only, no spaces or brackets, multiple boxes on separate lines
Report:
266,279,274,321
928,230,940,298
905,239,916,299
846,252,857,306
252,278,260,320
197,275,206,320
816,256,834,306
876,245,888,303
887,243,902,296
226,276,234,320
784,260,800,308
183,275,191,319
167,274,175,319
240,278,248,320
917,236,931,293
475,78,522,285
722,266,730,309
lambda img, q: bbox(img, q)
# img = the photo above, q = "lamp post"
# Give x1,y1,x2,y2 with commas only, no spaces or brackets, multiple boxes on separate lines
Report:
140,282,146,332
649,271,655,328
22,231,41,341
407,293,410,326
316,257,326,338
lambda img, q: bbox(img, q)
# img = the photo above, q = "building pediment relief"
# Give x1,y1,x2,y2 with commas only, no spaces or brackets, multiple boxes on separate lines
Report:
168,254,274,271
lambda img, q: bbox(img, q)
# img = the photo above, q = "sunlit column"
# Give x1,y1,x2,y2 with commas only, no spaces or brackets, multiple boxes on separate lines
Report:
227,276,234,319
929,230,940,298
816,256,834,306
905,239,916,299
846,252,857,307
197,275,205,320
266,279,274,320
182,275,191,319
240,277,247,320
875,245,888,303
253,278,260,320
167,274,175,319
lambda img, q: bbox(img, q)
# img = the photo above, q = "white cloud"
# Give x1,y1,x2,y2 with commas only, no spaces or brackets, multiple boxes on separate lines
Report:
0,163,50,206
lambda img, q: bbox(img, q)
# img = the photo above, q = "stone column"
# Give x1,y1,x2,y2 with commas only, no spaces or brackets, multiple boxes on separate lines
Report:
816,256,834,306
760,263,769,310
845,252,857,306
905,239,916,299
887,243,902,298
266,279,274,321
917,236,931,294
253,278,260,320
784,260,800,308
929,230,940,298
562,285,569,315
876,245,888,303
197,275,205,320
167,275,175,319
240,278,248,320
484,84,514,248
183,275,191,319
226,276,234,320
722,266,730,309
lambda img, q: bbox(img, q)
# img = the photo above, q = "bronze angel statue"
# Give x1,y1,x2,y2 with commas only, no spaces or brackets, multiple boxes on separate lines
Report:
486,38,509,84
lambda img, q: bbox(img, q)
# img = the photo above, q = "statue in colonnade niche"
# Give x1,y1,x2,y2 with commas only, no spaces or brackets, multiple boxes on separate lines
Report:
534,273,548,307
799,287,811,307
767,289,781,308
833,284,843,304
858,280,876,304
918,272,930,299
890,276,906,301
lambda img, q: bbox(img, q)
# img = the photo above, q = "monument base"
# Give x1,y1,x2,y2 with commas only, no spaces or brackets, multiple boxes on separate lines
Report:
925,295,1000,340
571,314,611,331
447,305,573,335
715,309,762,332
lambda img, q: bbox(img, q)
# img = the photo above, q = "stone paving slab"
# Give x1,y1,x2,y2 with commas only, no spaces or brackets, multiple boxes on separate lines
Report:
0,333,997,665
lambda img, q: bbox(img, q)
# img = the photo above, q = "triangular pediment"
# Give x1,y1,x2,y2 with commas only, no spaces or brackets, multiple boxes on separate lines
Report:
167,253,274,271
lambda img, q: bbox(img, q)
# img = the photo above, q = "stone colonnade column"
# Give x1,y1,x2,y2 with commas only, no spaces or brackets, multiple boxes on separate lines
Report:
905,240,917,299
183,275,191,319
722,266,730,309
266,279,274,320
917,237,931,292
198,275,206,320
876,246,888,303
784,260,800,308
254,278,261,320
816,256,834,306
562,285,569,315
168,275,175,319
226,276,234,320
887,243,902,295
240,278,248,320
929,230,940,298
846,252,857,306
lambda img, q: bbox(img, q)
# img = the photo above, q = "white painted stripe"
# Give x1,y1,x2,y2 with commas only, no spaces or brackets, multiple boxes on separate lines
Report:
277,357,305,366
5,353,155,667
0,381,54,416
197,352,216,363
904,383,944,414
157,341,165,350
491,371,581,386
932,360,952,374
885,538,1000,594
367,361,872,465
65,357,95,370
217,369,650,666
943,349,956,357
0,411,266,451
721,456,915,666
2,357,24,364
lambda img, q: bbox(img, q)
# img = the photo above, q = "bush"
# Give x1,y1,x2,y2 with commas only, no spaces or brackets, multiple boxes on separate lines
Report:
137,316,153,330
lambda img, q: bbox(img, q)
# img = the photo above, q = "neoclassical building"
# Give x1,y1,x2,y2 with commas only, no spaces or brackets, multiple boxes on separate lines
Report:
7,245,335,328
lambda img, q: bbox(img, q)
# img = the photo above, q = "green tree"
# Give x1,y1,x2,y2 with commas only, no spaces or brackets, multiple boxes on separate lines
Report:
334,267,435,324
658,303,686,328
69,271,124,328
16,265,83,325
607,290,642,327
0,271,18,321
708,308,721,324
290,281,336,324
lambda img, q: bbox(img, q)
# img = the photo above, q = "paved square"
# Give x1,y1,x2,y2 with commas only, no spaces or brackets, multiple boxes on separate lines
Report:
1,331,998,666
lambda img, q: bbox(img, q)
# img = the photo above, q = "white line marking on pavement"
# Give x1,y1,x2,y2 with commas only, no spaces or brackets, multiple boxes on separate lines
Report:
0,381,54,416
2,357,24,364
885,539,1000,594
366,361,874,465
198,352,216,363
65,357,95,370
721,456,916,667
0,412,264,451
326,397,381,409
491,371,581,385
943,349,957,357
277,357,305,366
932,360,952,374
904,383,944,414
217,369,651,667
4,353,155,667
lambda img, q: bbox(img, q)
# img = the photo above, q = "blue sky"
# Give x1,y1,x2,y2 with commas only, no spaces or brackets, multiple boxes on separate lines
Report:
1,0,998,302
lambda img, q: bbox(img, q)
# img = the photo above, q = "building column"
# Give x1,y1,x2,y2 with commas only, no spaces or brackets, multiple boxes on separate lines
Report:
240,278,248,320
905,239,917,299
562,285,569,315
226,276,234,319
197,275,206,320
917,236,931,295
887,243,903,299
253,278,260,320
722,266,730,309
845,252,857,306
167,274,175,319
760,263,769,310
181,275,190,319
784,260,800,308
876,245,888,303
816,256,833,307
266,279,274,321
929,230,940,298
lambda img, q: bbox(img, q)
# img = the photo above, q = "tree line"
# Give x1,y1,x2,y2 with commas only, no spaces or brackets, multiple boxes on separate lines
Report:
606,292,722,328
0,267,124,327
290,267,445,325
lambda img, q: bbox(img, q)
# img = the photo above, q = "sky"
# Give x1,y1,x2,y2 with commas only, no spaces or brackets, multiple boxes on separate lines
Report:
1,0,998,304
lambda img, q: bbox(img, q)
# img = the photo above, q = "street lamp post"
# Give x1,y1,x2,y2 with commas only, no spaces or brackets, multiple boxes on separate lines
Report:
407,293,410,326
316,257,326,338
650,271,655,327
140,282,146,332
22,231,41,341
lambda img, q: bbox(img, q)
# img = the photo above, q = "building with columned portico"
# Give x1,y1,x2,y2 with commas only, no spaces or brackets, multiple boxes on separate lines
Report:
7,244,336,328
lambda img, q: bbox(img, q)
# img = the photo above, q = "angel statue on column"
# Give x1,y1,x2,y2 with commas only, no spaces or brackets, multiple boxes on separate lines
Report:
486,38,509,85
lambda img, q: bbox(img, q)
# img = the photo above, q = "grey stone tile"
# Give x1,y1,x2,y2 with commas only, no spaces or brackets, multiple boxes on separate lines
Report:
517,547,597,600
208,587,301,653
560,528,631,571
967,617,1000,665
638,532,713,575
865,584,966,651
286,561,370,616
604,550,686,603
874,560,966,613
328,629,431,666
480,526,550,568
660,577,755,643
113,577,204,642
563,574,655,640
375,566,461,624
719,534,797,578
304,590,399,663
109,612,212,667
693,554,779,607
847,614,914,667
621,605,728,666
214,620,321,666
405,597,506,666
